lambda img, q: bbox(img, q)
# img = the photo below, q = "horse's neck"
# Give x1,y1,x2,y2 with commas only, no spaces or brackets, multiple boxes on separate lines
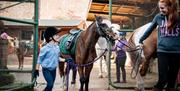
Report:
8,40,14,47
97,37,107,49
83,23,100,47
14,40,20,48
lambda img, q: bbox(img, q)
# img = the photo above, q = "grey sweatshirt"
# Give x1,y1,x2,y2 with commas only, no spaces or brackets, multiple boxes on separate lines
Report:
139,13,180,53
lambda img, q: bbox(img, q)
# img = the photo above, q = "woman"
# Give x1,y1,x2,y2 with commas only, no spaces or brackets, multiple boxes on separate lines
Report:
139,0,180,91
34,27,61,91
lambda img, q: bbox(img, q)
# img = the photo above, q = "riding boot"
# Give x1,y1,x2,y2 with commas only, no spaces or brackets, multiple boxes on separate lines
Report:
153,88,162,91
122,70,126,83
165,88,176,91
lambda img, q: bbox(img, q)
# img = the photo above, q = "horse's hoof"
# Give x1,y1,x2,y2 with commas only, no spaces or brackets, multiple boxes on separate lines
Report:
20,68,23,70
71,81,76,84
71,84,75,87
98,75,103,78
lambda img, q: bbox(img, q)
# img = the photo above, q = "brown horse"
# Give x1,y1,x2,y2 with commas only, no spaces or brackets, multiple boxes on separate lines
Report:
15,41,27,69
127,22,157,91
59,16,117,91
7,37,27,70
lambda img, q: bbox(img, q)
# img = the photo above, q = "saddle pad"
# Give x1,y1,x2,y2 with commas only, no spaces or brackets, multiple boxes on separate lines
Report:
59,30,82,55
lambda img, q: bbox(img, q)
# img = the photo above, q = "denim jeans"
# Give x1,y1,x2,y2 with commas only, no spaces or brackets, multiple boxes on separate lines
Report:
42,68,56,91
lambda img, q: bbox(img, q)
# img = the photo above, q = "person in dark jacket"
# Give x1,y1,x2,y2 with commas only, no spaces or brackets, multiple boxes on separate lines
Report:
139,0,180,91
114,32,127,83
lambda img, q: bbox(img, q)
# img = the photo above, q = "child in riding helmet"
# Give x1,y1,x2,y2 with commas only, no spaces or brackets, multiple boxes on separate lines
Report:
33,27,61,91
114,32,127,83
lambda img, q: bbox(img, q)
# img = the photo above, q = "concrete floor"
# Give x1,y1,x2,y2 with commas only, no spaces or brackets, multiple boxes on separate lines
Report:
33,62,158,91
5,54,172,91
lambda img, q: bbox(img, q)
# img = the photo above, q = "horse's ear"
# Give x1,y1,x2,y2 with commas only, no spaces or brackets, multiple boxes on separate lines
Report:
94,15,102,23
94,15,98,21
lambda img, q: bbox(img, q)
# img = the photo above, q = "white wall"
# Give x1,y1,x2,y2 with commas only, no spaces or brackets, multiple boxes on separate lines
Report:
0,0,92,20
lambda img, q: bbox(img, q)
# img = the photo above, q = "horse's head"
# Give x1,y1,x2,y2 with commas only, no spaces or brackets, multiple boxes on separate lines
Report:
95,16,118,43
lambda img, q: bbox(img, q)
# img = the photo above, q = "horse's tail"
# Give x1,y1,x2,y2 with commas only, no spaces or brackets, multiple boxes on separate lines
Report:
58,60,65,77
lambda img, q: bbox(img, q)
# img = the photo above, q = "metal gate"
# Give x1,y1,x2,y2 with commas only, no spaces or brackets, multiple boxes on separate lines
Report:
0,0,38,90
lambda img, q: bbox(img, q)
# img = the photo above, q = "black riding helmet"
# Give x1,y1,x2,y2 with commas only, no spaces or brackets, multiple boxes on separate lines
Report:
44,27,61,43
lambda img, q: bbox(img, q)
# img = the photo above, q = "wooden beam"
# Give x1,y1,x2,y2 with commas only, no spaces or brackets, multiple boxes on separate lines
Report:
89,11,144,17
92,0,158,9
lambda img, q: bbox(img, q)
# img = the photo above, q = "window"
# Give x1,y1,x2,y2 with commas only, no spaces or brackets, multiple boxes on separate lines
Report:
21,31,33,40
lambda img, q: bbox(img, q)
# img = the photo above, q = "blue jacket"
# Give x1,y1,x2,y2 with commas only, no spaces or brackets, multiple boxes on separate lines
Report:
37,43,60,70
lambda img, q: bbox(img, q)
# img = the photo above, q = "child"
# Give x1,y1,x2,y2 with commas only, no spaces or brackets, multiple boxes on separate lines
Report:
33,27,61,91
114,32,127,83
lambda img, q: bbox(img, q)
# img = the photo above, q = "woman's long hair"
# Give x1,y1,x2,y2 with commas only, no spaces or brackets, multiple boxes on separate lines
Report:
159,0,179,30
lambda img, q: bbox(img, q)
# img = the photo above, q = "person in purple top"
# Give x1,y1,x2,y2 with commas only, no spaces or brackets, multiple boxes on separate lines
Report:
114,32,127,83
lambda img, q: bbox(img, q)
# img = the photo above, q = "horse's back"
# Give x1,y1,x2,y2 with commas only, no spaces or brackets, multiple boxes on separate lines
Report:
129,22,157,54
128,23,157,76
16,42,27,55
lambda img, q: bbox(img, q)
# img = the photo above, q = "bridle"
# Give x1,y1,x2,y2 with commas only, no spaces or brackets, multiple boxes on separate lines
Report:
95,20,107,37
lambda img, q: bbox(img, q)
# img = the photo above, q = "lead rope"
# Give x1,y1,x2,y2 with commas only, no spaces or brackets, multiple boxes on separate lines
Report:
117,39,143,78
130,48,143,79
64,48,108,91
66,61,70,91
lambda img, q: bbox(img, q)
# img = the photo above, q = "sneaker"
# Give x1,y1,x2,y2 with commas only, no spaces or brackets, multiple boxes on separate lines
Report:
121,81,126,83
113,81,120,83
153,87,162,91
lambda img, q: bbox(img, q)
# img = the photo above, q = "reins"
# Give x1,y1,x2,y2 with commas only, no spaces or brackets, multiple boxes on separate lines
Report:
116,38,143,78
78,48,108,67
130,48,143,79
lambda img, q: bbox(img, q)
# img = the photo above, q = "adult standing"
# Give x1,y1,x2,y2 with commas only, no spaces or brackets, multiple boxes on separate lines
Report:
139,0,180,91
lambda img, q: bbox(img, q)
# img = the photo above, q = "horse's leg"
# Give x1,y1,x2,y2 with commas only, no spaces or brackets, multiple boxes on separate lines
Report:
21,54,24,69
59,62,65,77
135,73,145,91
85,65,93,91
17,54,24,70
103,55,108,76
16,48,22,69
71,69,77,84
58,61,66,89
140,54,154,76
98,57,103,78
78,67,85,91
17,53,21,69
